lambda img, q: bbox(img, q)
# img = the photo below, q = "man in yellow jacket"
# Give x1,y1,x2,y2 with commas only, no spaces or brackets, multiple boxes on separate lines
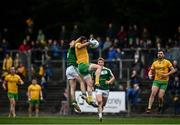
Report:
2,53,13,71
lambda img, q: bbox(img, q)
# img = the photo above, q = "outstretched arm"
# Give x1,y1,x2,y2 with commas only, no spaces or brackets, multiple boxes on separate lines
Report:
75,37,90,49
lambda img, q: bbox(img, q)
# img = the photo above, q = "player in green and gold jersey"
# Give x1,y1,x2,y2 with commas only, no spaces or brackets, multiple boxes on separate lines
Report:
75,36,102,107
2,67,24,117
147,49,176,113
93,57,115,122
27,79,43,117
66,40,86,112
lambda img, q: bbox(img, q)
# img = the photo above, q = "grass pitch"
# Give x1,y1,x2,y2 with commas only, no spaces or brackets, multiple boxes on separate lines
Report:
0,116,180,124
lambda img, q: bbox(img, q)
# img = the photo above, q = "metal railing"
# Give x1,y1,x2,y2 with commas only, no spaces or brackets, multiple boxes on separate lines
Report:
0,47,179,81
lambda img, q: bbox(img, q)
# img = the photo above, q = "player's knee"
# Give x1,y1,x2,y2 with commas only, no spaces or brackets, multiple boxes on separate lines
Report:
150,91,157,97
11,100,16,106
97,97,103,104
97,65,102,70
97,100,102,105
158,95,164,99
87,82,93,88
71,86,76,91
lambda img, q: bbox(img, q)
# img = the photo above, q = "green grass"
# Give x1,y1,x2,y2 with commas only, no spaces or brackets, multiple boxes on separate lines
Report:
0,116,180,124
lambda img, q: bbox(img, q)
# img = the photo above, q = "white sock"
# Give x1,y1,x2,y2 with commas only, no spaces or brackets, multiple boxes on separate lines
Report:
99,113,102,118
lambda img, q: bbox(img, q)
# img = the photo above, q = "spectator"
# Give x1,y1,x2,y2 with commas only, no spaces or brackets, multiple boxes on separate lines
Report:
44,64,53,82
38,65,48,99
174,26,180,46
96,36,104,50
134,37,140,48
127,25,139,46
0,38,9,58
128,38,134,48
155,36,162,49
133,24,139,39
50,40,60,59
43,52,51,66
102,36,112,57
127,69,141,106
2,28,9,40
14,53,21,69
168,60,180,115
116,48,125,60
113,38,119,48
45,39,53,52
141,27,150,41
71,24,79,40
169,76,180,115
2,53,13,72
59,25,67,40
117,25,127,48
132,49,144,75
106,23,115,39
166,38,174,48
18,40,30,67
32,40,43,61
39,65,45,79
37,29,46,47
30,64,37,78
156,42,162,51
169,60,180,84
127,24,139,41
59,39,68,59
164,48,173,60
106,46,118,70
30,40,38,63
139,39,146,48
25,18,34,37
16,63,26,80
18,40,30,53
25,35,31,44
146,39,153,48
107,46,117,61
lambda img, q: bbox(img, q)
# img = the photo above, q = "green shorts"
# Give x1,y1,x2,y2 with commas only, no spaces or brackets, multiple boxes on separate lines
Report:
29,99,40,105
78,63,90,76
152,80,168,90
8,92,18,100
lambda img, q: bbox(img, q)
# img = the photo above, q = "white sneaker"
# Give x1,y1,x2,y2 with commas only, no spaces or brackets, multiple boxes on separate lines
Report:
13,114,16,118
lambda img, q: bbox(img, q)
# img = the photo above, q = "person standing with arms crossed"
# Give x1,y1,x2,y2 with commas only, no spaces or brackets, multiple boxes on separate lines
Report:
146,49,176,113
2,67,24,117
27,78,43,117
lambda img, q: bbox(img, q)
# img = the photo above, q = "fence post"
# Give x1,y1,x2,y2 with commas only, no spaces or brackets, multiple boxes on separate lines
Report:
119,59,122,79
27,51,32,81
66,79,71,115
99,48,102,58
62,57,66,81
127,68,131,116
